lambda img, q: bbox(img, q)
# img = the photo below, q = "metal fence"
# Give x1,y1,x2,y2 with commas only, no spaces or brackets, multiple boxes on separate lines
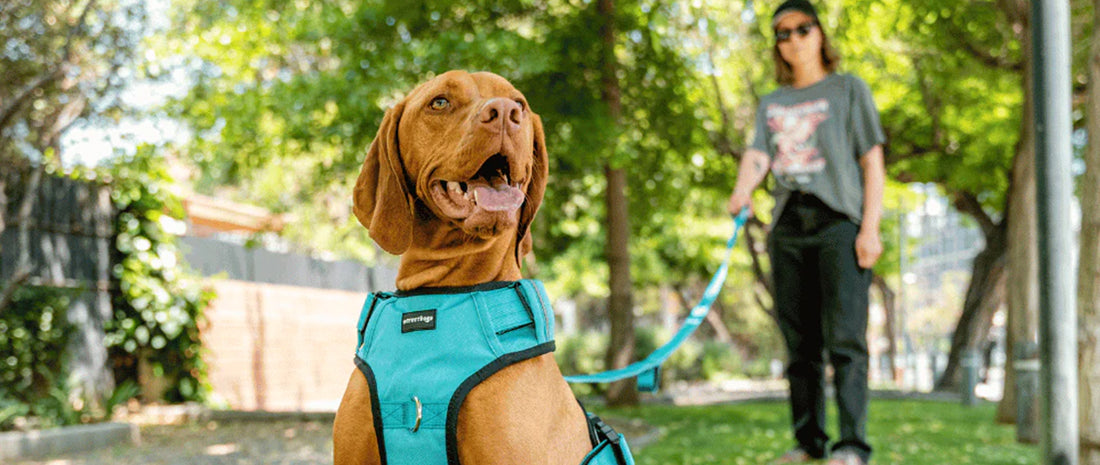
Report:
179,236,395,293
0,166,116,398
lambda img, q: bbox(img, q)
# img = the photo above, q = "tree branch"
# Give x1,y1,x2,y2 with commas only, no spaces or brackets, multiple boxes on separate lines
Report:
744,216,774,297
0,269,32,313
703,45,744,162
950,190,998,239
0,0,99,132
942,10,1024,72
0,69,66,131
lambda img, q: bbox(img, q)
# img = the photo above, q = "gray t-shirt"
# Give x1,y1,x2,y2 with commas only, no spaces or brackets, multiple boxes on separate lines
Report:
750,73,885,225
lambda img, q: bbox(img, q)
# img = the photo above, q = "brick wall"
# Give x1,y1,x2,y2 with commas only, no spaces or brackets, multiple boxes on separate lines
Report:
201,279,367,411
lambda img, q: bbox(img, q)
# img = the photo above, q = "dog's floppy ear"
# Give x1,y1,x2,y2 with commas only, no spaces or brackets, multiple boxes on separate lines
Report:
353,100,414,255
516,112,549,261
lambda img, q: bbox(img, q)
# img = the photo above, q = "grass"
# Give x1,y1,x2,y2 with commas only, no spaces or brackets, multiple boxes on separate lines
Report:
593,399,1039,465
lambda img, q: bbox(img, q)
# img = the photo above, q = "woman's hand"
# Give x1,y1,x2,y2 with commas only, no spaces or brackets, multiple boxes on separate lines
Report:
727,190,753,216
855,228,882,269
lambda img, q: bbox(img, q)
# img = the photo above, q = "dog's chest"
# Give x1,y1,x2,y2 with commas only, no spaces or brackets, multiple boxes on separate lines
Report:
353,280,556,465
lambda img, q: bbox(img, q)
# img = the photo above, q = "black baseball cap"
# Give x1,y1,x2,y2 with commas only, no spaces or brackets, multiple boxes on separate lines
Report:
772,0,820,26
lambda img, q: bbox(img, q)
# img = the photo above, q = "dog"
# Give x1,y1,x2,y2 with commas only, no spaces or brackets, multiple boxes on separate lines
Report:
333,70,633,465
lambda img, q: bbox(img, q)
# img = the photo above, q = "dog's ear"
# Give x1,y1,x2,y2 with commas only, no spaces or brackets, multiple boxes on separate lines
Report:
516,112,548,261
353,100,414,255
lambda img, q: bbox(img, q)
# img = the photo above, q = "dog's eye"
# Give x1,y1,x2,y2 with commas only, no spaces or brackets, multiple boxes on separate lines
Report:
429,97,450,111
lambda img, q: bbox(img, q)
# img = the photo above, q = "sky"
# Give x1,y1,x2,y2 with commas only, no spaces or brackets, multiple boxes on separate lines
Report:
60,0,187,168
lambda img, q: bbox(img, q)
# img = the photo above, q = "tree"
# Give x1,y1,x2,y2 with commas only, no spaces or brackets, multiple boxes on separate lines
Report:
1079,1,1100,461
597,0,638,406
849,0,1027,395
0,0,146,310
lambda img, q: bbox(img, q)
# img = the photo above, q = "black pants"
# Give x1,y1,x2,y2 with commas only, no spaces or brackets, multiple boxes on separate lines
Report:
768,193,872,462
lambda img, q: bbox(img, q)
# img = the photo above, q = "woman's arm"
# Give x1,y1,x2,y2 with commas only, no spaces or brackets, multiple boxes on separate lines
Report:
727,148,772,214
856,145,885,269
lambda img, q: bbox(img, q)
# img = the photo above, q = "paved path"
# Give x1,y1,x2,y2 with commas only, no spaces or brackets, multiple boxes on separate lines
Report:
12,382,953,464
11,414,654,465
15,420,333,465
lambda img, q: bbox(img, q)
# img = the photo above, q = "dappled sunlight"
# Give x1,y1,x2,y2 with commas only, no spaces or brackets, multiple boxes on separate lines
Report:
203,443,239,456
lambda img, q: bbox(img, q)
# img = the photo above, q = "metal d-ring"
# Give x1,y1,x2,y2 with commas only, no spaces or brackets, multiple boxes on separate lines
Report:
410,396,422,432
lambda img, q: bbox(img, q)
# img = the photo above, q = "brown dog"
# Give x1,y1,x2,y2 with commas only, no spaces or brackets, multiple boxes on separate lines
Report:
333,70,592,465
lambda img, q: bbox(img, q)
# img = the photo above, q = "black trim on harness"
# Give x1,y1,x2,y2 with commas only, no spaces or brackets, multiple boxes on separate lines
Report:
354,356,388,465
444,342,556,465
586,412,627,464
511,282,537,325
494,322,535,336
394,281,516,297
360,295,386,345
577,399,600,447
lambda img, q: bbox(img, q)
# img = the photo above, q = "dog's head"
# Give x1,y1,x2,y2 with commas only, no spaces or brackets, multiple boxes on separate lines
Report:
353,70,548,260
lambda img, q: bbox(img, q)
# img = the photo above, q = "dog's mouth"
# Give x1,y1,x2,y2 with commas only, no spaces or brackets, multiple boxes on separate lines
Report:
429,154,525,219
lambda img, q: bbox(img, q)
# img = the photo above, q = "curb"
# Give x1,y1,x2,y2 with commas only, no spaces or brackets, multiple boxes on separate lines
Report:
205,410,336,423
0,422,139,460
128,404,335,425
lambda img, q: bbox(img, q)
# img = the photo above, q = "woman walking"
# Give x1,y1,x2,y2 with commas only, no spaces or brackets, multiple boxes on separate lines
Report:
726,1,886,464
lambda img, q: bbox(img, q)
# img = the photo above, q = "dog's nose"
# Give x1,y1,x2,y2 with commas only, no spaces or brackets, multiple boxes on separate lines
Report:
478,98,523,133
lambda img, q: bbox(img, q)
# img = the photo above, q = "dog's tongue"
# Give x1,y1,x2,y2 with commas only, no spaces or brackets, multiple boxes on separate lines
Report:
472,184,524,212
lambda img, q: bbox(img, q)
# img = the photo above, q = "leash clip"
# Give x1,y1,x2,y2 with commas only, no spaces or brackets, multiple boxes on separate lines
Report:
410,396,422,432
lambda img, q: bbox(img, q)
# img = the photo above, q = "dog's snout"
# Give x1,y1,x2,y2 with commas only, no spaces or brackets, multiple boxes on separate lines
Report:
478,98,523,133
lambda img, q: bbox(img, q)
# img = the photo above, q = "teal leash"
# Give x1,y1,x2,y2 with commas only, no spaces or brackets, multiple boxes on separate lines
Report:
564,209,751,392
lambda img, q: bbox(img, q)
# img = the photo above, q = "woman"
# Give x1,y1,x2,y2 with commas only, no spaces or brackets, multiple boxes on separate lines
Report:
726,1,886,464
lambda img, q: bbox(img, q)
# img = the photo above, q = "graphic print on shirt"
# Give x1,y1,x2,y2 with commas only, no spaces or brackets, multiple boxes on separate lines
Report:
766,98,830,179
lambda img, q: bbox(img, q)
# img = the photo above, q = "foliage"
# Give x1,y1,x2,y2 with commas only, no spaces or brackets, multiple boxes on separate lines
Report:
151,0,785,350
144,0,1094,388
556,325,767,397
103,146,214,403
0,286,142,431
0,0,147,163
595,400,1038,465
0,286,77,418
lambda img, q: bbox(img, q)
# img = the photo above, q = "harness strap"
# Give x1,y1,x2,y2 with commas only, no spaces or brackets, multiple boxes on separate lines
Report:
582,412,635,465
380,400,448,431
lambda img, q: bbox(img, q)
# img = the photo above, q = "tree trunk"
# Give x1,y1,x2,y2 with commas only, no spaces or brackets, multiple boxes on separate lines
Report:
1078,1,1100,460
935,224,1007,391
599,0,637,406
0,165,41,312
997,17,1039,424
872,274,901,383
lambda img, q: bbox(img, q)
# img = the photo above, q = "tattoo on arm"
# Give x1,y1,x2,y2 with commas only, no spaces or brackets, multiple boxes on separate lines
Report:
753,158,766,176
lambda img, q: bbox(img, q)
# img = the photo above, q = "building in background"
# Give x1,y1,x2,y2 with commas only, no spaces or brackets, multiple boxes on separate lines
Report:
177,193,394,411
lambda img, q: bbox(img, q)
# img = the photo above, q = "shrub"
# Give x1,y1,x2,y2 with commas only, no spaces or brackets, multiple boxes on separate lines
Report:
0,286,77,405
104,149,214,403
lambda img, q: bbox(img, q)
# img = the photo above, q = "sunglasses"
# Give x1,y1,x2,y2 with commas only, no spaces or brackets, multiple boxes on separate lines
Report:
775,21,818,42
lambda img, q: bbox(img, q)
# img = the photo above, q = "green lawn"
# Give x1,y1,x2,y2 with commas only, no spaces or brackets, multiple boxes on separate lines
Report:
594,399,1038,465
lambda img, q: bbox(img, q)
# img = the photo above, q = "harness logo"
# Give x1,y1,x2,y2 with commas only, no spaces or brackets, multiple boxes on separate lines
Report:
401,310,437,333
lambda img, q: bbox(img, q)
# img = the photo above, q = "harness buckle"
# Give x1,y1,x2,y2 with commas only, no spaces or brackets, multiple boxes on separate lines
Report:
411,396,422,432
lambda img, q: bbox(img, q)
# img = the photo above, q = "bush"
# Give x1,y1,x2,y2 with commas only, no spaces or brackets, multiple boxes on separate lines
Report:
104,148,214,403
0,286,76,405
556,326,766,393
555,331,609,397
699,341,744,381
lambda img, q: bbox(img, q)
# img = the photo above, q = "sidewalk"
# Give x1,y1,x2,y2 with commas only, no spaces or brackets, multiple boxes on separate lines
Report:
11,381,967,465
652,378,964,406
13,419,332,465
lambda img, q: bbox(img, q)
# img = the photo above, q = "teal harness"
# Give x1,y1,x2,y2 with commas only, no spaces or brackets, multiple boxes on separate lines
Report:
354,279,634,465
